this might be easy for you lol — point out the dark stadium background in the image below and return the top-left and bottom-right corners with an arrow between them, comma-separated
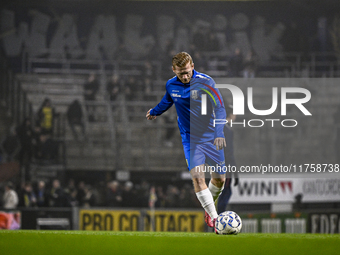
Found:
0,0 -> 339,234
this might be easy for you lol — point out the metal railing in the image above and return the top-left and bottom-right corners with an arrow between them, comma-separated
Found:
12,48 -> 340,80
23,52 -> 162,80
203,51 -> 340,77
0,51 -> 33,126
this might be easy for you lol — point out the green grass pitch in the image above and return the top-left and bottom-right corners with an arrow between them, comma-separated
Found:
1,230 -> 339,255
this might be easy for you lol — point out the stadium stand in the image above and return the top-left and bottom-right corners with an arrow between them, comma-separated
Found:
1,50 -> 340,177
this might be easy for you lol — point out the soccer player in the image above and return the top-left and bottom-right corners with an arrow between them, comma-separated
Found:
146,52 -> 227,230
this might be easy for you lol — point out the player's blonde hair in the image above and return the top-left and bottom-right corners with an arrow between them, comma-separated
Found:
172,52 -> 193,68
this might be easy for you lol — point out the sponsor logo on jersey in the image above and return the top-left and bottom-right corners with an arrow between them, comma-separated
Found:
171,93 -> 182,98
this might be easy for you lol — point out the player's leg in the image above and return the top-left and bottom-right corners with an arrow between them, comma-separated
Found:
204,143 -> 226,202
190,164 -> 219,223
217,177 -> 232,214
183,142 -> 219,225
210,171 -> 226,202
190,164 -> 207,192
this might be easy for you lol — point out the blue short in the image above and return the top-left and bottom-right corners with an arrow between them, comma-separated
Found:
182,141 -> 226,173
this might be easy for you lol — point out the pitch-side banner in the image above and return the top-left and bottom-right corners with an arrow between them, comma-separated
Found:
80,210 -> 141,231
0,211 -> 21,230
144,210 -> 204,232
229,176 -> 340,203
79,209 -> 204,232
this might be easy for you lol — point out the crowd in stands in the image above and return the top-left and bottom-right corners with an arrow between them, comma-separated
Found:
0,98 -> 61,168
0,25 -> 285,210
0,34 -> 262,162
103,39 -> 260,82
105,62 -> 157,104
0,41 -> 257,206
75,40 -> 259,130
1,178 -> 200,209
161,36 -> 259,78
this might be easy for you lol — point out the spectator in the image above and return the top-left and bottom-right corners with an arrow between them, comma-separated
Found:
2,182 -> 19,209
243,50 -> 258,78
135,180 -> 149,207
48,179 -> 67,207
163,38 -> 174,59
35,181 -> 48,207
0,126 -> 20,163
76,181 -> 86,207
121,181 -> 135,207
82,185 -> 96,208
161,40 -> 175,79
35,133 -> 59,163
64,179 -> 78,207
65,179 -> 77,194
83,72 -> 100,122
106,180 -> 122,207
155,186 -> 166,208
67,188 -> 78,207
93,181 -> 106,207
16,118 -> 34,166
142,61 -> 154,100
31,126 -> 42,160
124,77 -> 138,101
206,32 -> 220,51
280,22 -> 301,52
179,184 -> 196,208
164,185 -> 179,208
37,98 -> 56,135
143,60 -> 154,81
228,48 -> 244,77
84,73 -> 100,101
192,29 -> 207,52
106,74 -> 120,102
142,78 -> 152,101
67,100 -> 85,141
19,182 -> 37,207
193,51 -> 206,72
148,185 -> 157,208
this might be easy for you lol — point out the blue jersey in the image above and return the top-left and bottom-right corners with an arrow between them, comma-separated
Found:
150,69 -> 226,144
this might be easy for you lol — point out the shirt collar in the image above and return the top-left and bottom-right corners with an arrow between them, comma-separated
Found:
192,69 -> 197,78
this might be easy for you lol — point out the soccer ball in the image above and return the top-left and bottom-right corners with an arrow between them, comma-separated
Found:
215,211 -> 242,235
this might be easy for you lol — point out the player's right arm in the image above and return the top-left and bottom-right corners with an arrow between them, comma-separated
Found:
146,109 -> 157,120
146,87 -> 174,120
